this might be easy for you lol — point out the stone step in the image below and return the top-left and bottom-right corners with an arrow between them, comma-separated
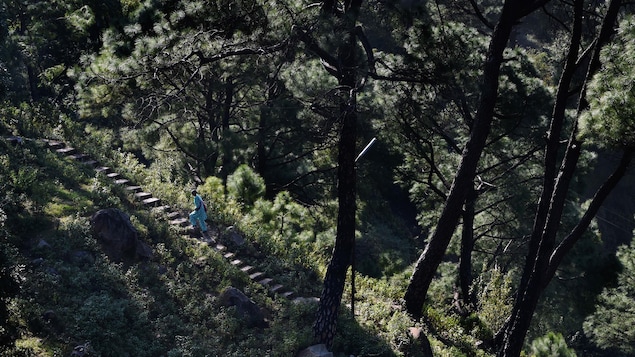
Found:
114,178 -> 130,185
249,271 -> 264,280
46,140 -> 65,149
270,284 -> 284,293
153,205 -> 171,212
240,265 -> 254,273
166,211 -> 181,219
83,160 -> 98,167
142,197 -> 161,206
292,297 -> 320,304
230,259 -> 242,266
106,172 -> 121,179
95,166 -> 111,174
258,278 -> 273,286
281,291 -> 295,299
223,252 -> 235,259
56,147 -> 76,155
126,185 -> 142,193
215,244 -> 226,251
7,137 -> 24,146
169,217 -> 189,226
134,192 -> 152,200
68,153 -> 89,161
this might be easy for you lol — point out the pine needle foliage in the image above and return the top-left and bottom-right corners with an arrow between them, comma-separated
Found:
580,15 -> 635,149
583,243 -> 635,354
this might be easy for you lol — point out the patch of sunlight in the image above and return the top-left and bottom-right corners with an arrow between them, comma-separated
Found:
44,201 -> 75,217
44,184 -> 95,218
15,337 -> 47,355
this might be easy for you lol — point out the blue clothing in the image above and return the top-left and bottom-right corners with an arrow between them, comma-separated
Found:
189,194 -> 207,232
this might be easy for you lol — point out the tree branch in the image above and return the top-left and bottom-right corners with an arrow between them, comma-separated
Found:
191,40 -> 289,65
545,148 -> 634,284
468,0 -> 495,29
295,26 -> 340,73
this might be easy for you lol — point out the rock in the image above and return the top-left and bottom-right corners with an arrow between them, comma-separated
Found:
40,309 -> 63,333
69,250 -> 95,266
91,208 -> 153,262
218,286 -> 266,328
42,310 -> 56,322
157,264 -> 168,275
45,267 -> 59,277
296,344 -> 333,357
225,226 -> 245,246
70,342 -> 91,357
37,239 -> 51,249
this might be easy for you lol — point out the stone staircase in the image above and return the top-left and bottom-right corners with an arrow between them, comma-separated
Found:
7,136 -> 316,304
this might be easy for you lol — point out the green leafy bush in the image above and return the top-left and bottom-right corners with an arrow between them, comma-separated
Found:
528,332 -> 576,357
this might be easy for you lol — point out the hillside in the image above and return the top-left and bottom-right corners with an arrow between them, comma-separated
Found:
4,1 -> 635,356
1,135 -> 432,357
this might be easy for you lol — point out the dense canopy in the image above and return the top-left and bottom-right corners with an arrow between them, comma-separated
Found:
2,0 -> 635,356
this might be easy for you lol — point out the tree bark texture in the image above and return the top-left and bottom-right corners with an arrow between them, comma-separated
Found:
313,0 -> 362,348
313,95 -> 357,348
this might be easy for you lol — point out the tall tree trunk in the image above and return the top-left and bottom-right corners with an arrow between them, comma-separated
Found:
498,1 -> 622,355
459,185 -> 477,309
313,0 -> 362,348
220,77 -> 234,186
404,0 -> 526,318
201,78 -> 221,177
313,99 -> 357,347
256,104 -> 270,194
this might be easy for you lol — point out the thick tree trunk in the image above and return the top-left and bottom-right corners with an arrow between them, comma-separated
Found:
404,0 -> 521,318
313,0 -> 362,348
314,93 -> 357,348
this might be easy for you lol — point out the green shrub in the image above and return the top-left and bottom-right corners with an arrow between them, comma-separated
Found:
475,265 -> 514,335
200,175 -> 241,224
528,332 -> 576,357
226,164 -> 265,210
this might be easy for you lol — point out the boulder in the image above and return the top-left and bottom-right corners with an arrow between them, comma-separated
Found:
225,226 -> 245,246
296,344 -> 333,357
70,342 -> 91,357
218,286 -> 266,328
91,208 -> 153,262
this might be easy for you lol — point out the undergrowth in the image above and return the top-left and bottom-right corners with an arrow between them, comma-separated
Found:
0,135 -> 432,356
